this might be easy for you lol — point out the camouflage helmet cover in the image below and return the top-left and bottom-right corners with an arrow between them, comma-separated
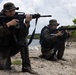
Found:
3,2 -> 19,11
49,19 -> 59,26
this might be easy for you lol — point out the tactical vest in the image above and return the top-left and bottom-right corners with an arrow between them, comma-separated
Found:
39,26 -> 56,48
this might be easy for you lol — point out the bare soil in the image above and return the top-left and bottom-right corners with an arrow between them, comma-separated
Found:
0,43 -> 76,75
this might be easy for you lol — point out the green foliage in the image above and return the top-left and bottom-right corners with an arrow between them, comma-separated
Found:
72,18 -> 76,25
71,30 -> 76,38
63,25 -> 76,38
62,25 -> 75,28
27,33 -> 40,39
12,60 -> 22,65
33,34 -> 40,39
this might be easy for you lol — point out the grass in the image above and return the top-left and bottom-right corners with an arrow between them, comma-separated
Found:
12,60 -> 22,65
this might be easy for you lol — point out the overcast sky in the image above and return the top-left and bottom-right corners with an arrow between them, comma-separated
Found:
0,0 -> 76,34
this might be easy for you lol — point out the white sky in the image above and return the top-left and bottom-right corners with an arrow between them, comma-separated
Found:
0,0 -> 76,34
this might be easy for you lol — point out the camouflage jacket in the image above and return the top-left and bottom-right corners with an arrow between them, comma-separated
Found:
40,26 -> 69,48
40,26 -> 57,48
0,12 -> 30,47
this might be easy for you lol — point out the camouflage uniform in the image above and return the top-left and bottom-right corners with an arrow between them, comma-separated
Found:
0,2 -> 31,71
40,19 -> 69,60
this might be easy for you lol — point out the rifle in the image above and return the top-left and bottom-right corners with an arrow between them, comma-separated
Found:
0,12 -> 52,46
0,12 -> 52,19
50,26 -> 76,36
51,26 -> 76,58
0,12 -> 52,28
57,26 -> 76,31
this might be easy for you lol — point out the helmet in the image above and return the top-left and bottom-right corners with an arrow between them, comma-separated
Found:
3,2 -> 19,11
49,19 -> 59,26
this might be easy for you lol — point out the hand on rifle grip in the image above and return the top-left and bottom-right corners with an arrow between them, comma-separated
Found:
6,19 -> 19,27
56,31 -> 63,37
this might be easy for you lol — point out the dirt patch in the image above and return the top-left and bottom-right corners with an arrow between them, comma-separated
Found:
0,45 -> 76,75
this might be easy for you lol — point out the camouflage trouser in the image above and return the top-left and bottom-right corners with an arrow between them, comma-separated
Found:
0,38 -> 31,70
41,39 -> 66,60
0,47 -> 12,70
40,47 -> 55,60
56,41 -> 65,59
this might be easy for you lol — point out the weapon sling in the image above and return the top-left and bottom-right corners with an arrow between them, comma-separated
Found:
12,17 -> 38,47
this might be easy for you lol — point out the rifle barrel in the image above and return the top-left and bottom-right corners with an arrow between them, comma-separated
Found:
57,27 -> 76,31
40,15 -> 52,17
65,27 -> 76,30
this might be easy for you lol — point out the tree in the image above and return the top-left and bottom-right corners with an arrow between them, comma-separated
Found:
72,18 -> 76,26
